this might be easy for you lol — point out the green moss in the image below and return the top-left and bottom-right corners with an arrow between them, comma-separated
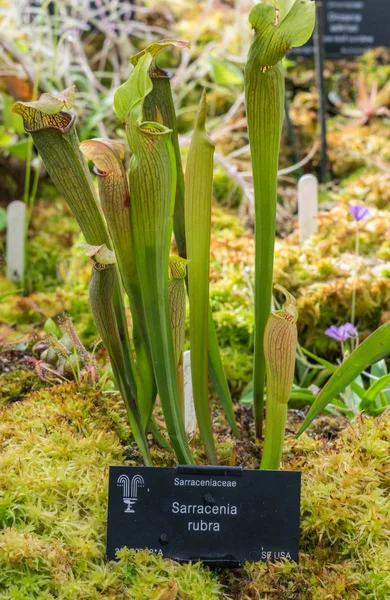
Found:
0,370 -> 44,405
0,382 -> 389,598
211,207 -> 245,236
226,417 -> 390,599
213,171 -> 243,208
116,549 -> 221,599
0,383 -> 221,599
218,346 -> 253,398
24,198 -> 80,293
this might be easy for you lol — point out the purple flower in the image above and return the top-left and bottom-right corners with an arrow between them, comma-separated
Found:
348,204 -> 372,222
325,323 -> 358,342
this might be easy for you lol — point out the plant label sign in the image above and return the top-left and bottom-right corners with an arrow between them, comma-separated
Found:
106,465 -> 301,565
6,200 -> 25,282
291,0 -> 390,58
298,174 -> 319,243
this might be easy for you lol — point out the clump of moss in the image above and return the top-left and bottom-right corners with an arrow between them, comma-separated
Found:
299,417 -> 390,594
1,380 -> 389,598
0,285 -> 96,346
327,121 -> 390,178
213,170 -> 243,208
115,549 -> 221,599
339,170 -> 390,210
232,556 -> 362,599
0,382 -> 221,599
224,415 -> 390,599
0,369 -> 44,405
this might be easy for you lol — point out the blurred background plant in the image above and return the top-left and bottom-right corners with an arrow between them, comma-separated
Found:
1,0 -> 389,213
31,316 -> 101,387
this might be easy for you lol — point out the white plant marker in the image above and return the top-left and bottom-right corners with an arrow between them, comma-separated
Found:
298,174 -> 318,243
6,201 -> 26,281
183,350 -> 197,436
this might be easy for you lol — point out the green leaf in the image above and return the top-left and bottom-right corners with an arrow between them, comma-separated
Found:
245,18 -> 285,438
240,381 -> 316,410
240,380 -> 254,407
80,137 -> 156,428
136,42 -> 236,433
277,0 -> 295,22
114,53 -> 153,124
288,390 -> 315,410
123,55 -> 192,463
13,88 -> 139,448
245,0 -> 315,439
207,56 -> 244,86
168,256 -> 188,365
130,40 -> 190,68
371,360 -> 390,405
11,106 -> 107,245
299,346 -> 366,400
80,243 -> 116,265
44,318 -> 62,338
360,374 -> 390,410
261,285 -> 298,470
371,359 -> 388,378
169,255 -> 189,279
278,0 -> 316,47
248,1 -> 315,68
133,42 -> 187,259
4,137 -> 30,160
89,263 -> 151,465
185,90 -> 217,464
297,322 -> 390,435
12,86 -> 75,115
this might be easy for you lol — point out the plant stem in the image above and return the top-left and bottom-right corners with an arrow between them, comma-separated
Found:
245,63 -> 285,438
244,0 -> 316,437
351,222 -> 359,325
260,401 -> 288,470
185,90 -> 217,464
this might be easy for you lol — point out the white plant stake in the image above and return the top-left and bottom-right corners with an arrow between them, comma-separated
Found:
6,201 -> 26,281
183,350 -> 197,436
298,174 -> 318,243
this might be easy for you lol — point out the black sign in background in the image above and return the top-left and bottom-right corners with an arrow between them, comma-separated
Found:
290,0 -> 390,58
107,466 -> 301,565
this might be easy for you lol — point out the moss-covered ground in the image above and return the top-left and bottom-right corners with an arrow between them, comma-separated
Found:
0,371 -> 389,599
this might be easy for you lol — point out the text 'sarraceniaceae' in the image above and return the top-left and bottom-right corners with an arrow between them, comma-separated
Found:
244,0 -> 315,438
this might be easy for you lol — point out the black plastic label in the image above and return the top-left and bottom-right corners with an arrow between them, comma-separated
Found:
291,0 -> 390,58
106,466 -> 301,565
